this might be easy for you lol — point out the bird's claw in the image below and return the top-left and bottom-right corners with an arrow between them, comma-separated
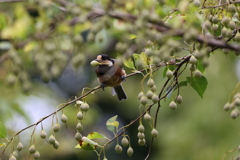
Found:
121,75 -> 126,82
101,84 -> 106,91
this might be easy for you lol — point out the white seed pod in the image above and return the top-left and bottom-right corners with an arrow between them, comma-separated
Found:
144,112 -> 151,122
48,135 -> 56,145
53,140 -> 59,149
137,132 -> 145,139
53,123 -> 60,132
75,132 -> 83,141
146,90 -> 154,99
127,147 -> 134,157
223,102 -> 231,111
152,94 -> 159,103
81,103 -> 89,112
138,91 -> 144,100
147,78 -> 155,88
151,128 -> 158,137
61,114 -> 68,123
189,55 -> 197,64
138,139 -> 146,146
176,95 -> 183,104
169,101 -> 177,110
140,96 -> 148,106
194,70 -> 202,78
115,144 -> 123,153
230,108 -> 239,119
121,137 -> 129,147
29,145 -> 36,154
9,155 -> 16,160
77,111 -> 84,120
76,122 -> 83,132
16,142 -> 23,151
33,151 -> 40,160
40,130 -> 47,139
138,124 -> 145,133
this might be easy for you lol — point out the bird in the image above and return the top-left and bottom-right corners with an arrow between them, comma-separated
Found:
90,54 -> 127,101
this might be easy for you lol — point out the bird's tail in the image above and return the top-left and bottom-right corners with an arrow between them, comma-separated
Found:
112,85 -> 127,101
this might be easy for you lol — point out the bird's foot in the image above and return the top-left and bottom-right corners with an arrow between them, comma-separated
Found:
121,75 -> 126,82
101,84 -> 107,91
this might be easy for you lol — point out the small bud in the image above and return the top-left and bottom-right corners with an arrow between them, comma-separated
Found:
16,142 -> 23,151
151,128 -> 158,137
230,109 -> 239,119
75,132 -> 83,141
121,137 -> 129,147
48,135 -> 56,145
223,102 -> 231,111
144,112 -> 151,122
150,85 -> 157,92
9,155 -> 16,160
40,130 -> 47,139
152,94 -> 159,103
176,95 -> 183,104
53,140 -> 59,149
77,111 -> 84,120
166,70 -> 173,79
33,151 -> 40,159
138,139 -> 146,146
29,145 -> 36,154
127,147 -> 134,157
146,90 -> 153,99
169,101 -> 177,110
189,64 -> 196,71
194,70 -> 202,78
147,78 -> 155,88
138,91 -> 144,100
76,122 -> 83,132
53,123 -> 60,132
137,132 -> 145,139
81,103 -> 89,112
115,144 -> 123,153
234,98 -> 240,106
140,96 -> 148,105
189,56 -> 197,64
61,114 -> 68,123
138,124 -> 145,133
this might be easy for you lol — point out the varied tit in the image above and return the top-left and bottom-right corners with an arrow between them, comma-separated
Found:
90,54 -> 127,101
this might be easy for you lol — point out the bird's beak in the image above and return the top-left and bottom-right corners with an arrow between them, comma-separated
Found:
90,60 -> 101,67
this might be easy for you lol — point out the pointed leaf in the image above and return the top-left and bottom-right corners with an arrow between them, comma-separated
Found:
187,76 -> 208,98
123,58 -> 135,70
87,132 -> 108,139
0,143 -> 5,147
0,122 -> 7,138
106,115 -> 119,133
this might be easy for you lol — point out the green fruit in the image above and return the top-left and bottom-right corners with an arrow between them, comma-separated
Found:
138,139 -> 146,146
29,145 -> 36,154
144,112 -> 151,122
53,123 -> 60,132
152,94 -> 159,103
151,128 -> 158,137
176,95 -> 183,104
75,132 -> 83,141
9,155 -> 16,160
138,91 -> 144,100
194,70 -> 202,78
193,0 -> 201,7
40,130 -> 47,139
81,103 -> 89,112
137,132 -> 145,139
121,137 -> 129,147
146,90 -> 153,99
140,96 -> 148,105
33,151 -> 40,159
151,85 -> 157,93
222,17 -> 230,26
229,21 -> 236,30
76,122 -> 83,131
189,55 -> 197,64
48,135 -> 56,145
234,98 -> 240,106
145,48 -> 153,56
212,16 -> 219,24
138,124 -> 145,132
147,78 -> 155,88
127,147 -> 134,157
169,101 -> 177,110
234,32 -> 240,42
17,142 -> 23,151
53,140 -> 59,149
231,109 -> 239,119
226,29 -> 233,38
61,114 -> 68,123
77,111 -> 84,120
189,64 -> 196,71
223,102 -> 231,111
166,70 -> 173,79
115,144 -> 122,153
228,4 -> 236,13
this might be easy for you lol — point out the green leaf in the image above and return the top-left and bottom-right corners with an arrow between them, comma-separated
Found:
187,76 -> 208,98
106,115 -> 119,133
87,132 -> 108,139
123,58 -> 135,70
0,122 -> 7,138
174,81 -> 188,91
197,60 -> 205,73
75,137 -> 99,150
